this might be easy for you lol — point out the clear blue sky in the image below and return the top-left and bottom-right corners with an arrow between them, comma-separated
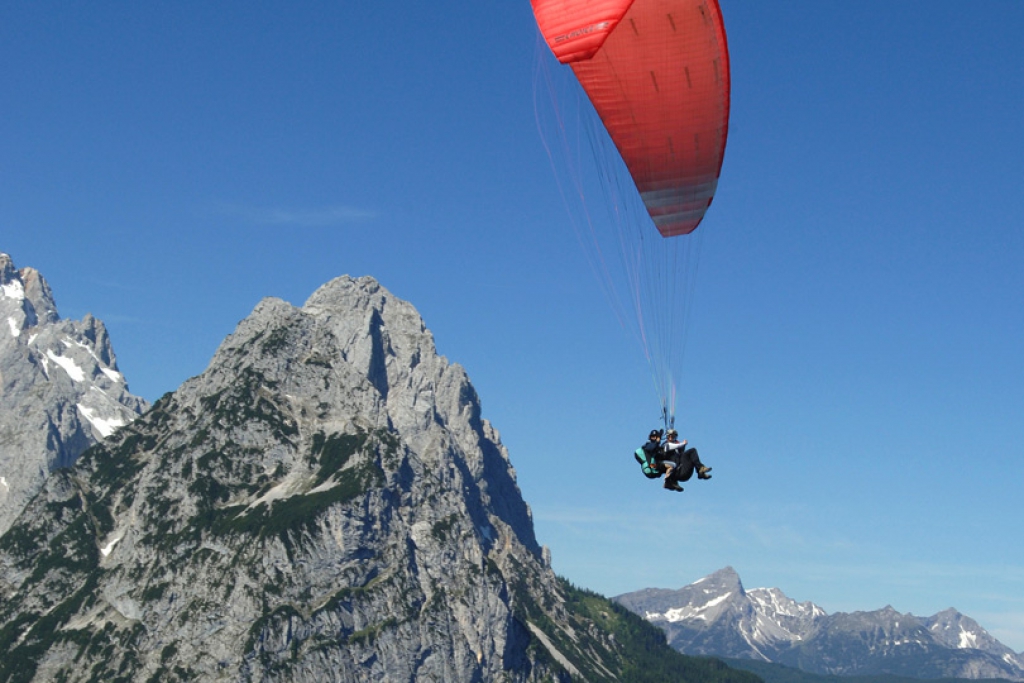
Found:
4,1 -> 1024,651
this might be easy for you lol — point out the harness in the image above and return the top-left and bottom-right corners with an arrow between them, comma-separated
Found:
634,447 -> 662,479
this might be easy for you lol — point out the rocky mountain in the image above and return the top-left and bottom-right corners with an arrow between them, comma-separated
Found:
0,275 -> 759,683
0,252 -> 148,535
615,567 -> 1024,681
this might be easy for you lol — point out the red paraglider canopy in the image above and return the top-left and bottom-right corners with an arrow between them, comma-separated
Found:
532,0 -> 730,237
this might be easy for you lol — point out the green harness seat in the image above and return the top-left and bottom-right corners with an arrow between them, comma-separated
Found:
634,448 -> 662,479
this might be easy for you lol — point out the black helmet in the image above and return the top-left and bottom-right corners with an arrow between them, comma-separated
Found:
649,429 -> 661,440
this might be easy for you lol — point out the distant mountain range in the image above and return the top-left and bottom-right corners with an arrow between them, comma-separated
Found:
615,567 -> 1024,681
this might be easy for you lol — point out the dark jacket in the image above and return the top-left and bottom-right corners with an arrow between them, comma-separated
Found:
641,440 -> 662,462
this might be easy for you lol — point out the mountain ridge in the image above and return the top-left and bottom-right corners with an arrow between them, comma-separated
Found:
615,567 -> 1024,681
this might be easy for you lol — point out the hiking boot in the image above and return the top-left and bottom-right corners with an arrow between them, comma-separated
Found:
697,466 -> 712,480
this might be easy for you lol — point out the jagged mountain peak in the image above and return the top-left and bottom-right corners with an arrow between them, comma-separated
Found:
746,586 -> 826,621
0,251 -> 148,535
697,565 -> 744,590
187,276 -> 533,542
924,608 -> 1019,658
0,251 -> 58,327
1,274 -> 544,680
614,566 -> 751,632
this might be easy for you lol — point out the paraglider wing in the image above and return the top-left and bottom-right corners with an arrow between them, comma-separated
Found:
532,0 -> 730,237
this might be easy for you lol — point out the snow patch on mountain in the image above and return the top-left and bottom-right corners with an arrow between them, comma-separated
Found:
660,592 -> 733,622
1,279 -> 25,300
77,403 -> 128,438
101,367 -> 124,382
47,349 -> 86,381
100,532 -> 124,557
960,628 -> 979,649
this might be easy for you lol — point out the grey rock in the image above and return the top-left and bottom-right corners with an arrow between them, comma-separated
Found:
0,252 -> 148,534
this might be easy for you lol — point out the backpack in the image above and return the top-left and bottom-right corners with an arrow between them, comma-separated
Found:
634,448 -> 662,479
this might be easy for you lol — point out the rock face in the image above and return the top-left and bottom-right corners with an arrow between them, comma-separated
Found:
0,252 -> 148,535
0,275 -> 756,683
616,567 -> 1024,680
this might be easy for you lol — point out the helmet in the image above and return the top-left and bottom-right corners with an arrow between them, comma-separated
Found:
649,429 -> 661,440
667,429 -> 678,439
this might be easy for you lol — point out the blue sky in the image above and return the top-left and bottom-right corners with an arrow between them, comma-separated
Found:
4,1 -> 1024,651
